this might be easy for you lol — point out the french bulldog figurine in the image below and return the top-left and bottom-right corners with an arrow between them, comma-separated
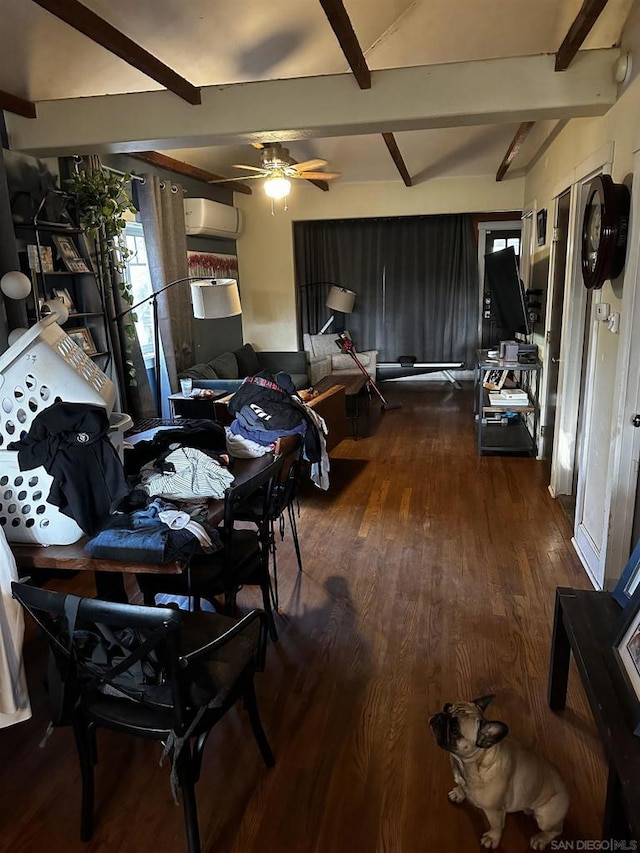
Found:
429,695 -> 569,850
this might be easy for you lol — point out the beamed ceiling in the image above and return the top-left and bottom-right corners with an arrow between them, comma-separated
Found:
0,0 -> 635,189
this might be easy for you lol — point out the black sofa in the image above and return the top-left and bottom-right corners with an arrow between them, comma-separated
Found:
179,342 -> 309,392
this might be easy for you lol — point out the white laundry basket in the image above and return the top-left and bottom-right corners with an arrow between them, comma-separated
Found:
0,316 -> 115,450
0,412 -> 132,545
0,318 -> 126,545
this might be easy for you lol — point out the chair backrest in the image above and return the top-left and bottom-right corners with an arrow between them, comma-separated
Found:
12,581 -> 189,729
222,454 -> 285,534
270,441 -> 304,519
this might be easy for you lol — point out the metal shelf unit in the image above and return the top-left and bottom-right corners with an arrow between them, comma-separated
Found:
14,190 -> 113,369
475,349 -> 542,456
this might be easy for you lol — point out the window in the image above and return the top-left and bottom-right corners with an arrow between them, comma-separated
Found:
123,222 -> 154,365
489,235 -> 521,254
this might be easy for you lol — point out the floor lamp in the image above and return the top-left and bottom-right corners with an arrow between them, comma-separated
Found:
117,277 -> 241,415
319,285 -> 356,334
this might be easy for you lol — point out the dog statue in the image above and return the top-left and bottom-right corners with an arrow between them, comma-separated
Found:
429,695 -> 569,850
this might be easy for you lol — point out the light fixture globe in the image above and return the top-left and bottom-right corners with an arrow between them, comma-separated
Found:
8,327 -> 29,346
0,270 -> 32,300
41,297 -> 69,325
264,176 -> 291,199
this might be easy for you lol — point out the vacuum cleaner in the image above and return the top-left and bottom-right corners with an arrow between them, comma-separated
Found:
335,332 -> 401,411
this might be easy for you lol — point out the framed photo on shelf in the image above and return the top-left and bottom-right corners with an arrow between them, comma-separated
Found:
52,235 -> 91,274
52,287 -> 75,313
612,539 -> 640,609
609,585 -> 640,737
483,369 -> 509,391
26,244 -> 54,272
66,327 -> 97,356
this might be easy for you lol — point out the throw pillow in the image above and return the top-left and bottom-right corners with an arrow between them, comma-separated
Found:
234,343 -> 261,377
179,363 -> 219,380
208,351 -> 239,379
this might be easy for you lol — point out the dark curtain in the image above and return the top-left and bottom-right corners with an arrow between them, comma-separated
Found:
294,215 -> 478,366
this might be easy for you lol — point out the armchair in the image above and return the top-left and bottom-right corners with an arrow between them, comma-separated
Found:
303,332 -> 378,385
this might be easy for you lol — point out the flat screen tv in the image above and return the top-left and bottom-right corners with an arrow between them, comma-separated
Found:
484,246 -> 530,340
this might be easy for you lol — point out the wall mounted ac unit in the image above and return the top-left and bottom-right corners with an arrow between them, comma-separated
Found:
184,198 -> 243,240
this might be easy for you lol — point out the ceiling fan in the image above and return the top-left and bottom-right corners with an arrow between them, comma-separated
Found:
210,143 -> 340,198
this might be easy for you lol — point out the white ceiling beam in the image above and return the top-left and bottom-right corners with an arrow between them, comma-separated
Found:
6,50 -> 618,157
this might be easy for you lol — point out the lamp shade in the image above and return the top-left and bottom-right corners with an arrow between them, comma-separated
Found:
190,278 -> 242,320
326,285 -> 356,314
1,270 -> 32,300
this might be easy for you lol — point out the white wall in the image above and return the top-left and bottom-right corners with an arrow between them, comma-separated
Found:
523,1 -> 640,580
235,174 -> 525,350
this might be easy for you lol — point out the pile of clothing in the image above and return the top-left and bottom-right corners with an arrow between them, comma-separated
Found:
85,418 -> 233,563
85,493 -> 222,564
226,371 -> 330,489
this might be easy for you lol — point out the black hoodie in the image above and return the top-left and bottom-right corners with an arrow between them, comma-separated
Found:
9,402 -> 128,535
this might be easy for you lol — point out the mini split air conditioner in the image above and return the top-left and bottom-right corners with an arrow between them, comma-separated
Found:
183,198 -> 243,240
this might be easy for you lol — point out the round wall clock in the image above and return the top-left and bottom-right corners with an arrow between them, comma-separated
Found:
581,174 -> 630,289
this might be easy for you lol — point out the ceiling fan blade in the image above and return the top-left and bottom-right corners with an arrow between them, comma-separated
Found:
207,174 -> 265,183
298,171 -> 341,180
232,164 -> 266,173
290,158 -> 328,172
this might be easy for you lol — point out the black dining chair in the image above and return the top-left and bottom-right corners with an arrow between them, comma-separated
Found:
12,580 -> 274,853
234,438 -> 305,611
136,454 -> 285,640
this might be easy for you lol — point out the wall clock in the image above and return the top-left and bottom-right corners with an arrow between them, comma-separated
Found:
581,174 -> 630,289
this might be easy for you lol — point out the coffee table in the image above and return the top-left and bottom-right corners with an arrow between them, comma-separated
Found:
313,373 -> 370,438
167,391 -> 230,421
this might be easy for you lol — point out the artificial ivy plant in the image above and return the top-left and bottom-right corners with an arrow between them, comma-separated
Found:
64,167 -> 136,245
64,167 -> 138,383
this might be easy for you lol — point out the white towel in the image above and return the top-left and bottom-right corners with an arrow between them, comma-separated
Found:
0,528 -> 31,728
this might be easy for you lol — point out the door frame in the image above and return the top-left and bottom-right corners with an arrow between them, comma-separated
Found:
476,220 -> 523,347
549,145 -> 614,499
538,190 -> 570,461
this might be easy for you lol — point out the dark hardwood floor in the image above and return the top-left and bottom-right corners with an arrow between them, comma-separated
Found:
0,381 -> 605,852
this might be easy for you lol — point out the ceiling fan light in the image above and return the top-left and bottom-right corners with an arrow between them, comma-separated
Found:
264,176 -> 291,199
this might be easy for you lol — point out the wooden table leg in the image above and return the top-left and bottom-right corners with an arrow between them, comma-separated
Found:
603,765 -> 632,841
548,589 -> 571,711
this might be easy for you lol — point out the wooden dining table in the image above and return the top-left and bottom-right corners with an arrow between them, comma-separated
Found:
11,453 -> 278,577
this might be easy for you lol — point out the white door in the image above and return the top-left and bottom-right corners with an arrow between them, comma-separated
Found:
573,287 -> 613,588
599,148 -> 640,589
573,150 -> 640,588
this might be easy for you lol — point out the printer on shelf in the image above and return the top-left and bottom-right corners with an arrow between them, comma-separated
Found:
499,340 -> 519,361
498,340 -> 539,363
517,344 -> 538,364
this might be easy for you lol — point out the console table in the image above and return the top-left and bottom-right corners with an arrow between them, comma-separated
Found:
548,587 -> 640,841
